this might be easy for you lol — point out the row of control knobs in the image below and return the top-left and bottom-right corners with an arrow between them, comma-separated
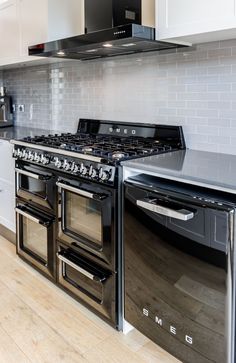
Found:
53,157 -> 111,181
13,148 -> 112,181
13,148 -> 50,164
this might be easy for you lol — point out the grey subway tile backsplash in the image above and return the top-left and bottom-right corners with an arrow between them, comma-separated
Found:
2,39 -> 236,154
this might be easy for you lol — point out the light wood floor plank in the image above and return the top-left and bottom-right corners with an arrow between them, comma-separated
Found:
0,324 -> 31,363
0,236 -> 182,363
0,281 -> 86,363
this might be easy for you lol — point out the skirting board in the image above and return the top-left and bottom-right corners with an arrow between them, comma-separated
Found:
0,224 -> 16,244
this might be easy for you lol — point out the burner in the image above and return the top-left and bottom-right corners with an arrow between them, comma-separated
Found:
82,146 -> 94,153
111,152 -> 129,160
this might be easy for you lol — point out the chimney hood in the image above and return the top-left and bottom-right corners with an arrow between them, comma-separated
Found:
28,24 -> 188,61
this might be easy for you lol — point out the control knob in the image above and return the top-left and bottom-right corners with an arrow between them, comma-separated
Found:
23,150 -> 30,160
99,168 -> 111,181
73,164 -> 80,173
63,159 -> 72,171
41,155 -> 50,165
21,150 -> 27,159
34,152 -> 41,163
80,163 -> 88,176
12,149 -> 18,158
28,151 -> 34,161
17,148 -> 23,158
54,157 -> 63,169
89,166 -> 98,178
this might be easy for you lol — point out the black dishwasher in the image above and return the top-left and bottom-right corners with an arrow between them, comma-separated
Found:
124,174 -> 235,363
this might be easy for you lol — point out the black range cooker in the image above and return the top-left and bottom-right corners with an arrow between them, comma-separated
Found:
11,118 -> 185,329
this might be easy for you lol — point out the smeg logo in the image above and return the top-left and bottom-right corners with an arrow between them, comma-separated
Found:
143,308 -> 193,346
113,30 -> 126,35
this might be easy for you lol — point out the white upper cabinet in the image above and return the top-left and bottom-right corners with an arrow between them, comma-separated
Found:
0,0 -> 84,67
156,0 -> 236,44
0,1 -> 20,61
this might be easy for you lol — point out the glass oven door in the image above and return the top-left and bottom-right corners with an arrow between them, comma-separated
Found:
57,245 -> 116,326
15,164 -> 55,210
57,180 -> 115,266
16,203 -> 55,279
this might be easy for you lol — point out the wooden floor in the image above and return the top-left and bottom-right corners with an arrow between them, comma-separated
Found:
0,236 -> 181,363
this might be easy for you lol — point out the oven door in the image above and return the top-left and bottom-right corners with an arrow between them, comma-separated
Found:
57,180 -> 115,266
16,203 -> 55,279
15,163 -> 55,210
57,245 -> 116,326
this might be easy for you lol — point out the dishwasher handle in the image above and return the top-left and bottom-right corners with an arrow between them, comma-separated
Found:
136,199 -> 194,221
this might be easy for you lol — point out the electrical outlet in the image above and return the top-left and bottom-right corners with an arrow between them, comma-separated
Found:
18,104 -> 25,112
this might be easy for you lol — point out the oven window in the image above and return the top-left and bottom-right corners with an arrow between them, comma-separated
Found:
22,216 -> 48,261
19,174 -> 46,198
63,263 -> 102,301
65,192 -> 102,247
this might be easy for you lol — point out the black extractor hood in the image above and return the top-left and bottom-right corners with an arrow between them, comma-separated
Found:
28,24 -> 188,61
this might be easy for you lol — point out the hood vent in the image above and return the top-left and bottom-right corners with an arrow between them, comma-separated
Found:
28,24 -> 187,61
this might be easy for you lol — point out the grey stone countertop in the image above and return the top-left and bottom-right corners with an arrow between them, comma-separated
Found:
121,149 -> 236,194
0,126 -> 57,141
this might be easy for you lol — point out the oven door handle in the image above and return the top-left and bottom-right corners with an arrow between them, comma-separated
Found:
15,168 -> 52,181
56,182 -> 106,200
136,200 -> 194,221
57,253 -> 105,282
15,207 -> 52,227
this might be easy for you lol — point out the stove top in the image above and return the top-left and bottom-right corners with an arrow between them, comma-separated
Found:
21,133 -> 174,163
11,119 -> 185,185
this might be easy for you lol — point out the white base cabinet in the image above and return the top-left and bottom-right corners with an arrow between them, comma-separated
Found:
0,140 -> 15,232
0,0 -> 84,67
156,0 -> 236,44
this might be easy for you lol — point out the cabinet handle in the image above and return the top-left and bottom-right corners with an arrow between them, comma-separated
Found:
136,200 -> 194,221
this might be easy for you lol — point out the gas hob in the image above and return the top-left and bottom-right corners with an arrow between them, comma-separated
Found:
11,119 -> 186,186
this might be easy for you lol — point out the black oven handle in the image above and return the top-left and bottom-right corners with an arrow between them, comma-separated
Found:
56,182 -> 107,200
15,207 -> 52,227
136,199 -> 195,221
57,253 -> 105,282
15,168 -> 52,181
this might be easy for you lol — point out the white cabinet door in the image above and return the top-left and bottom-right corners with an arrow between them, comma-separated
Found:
0,0 -> 20,61
157,0 -> 236,43
0,182 -> 15,232
0,140 -> 15,232
19,0 -> 48,57
0,0 -> 84,67
0,140 -> 14,185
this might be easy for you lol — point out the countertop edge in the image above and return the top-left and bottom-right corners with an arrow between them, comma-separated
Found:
123,165 -> 236,195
